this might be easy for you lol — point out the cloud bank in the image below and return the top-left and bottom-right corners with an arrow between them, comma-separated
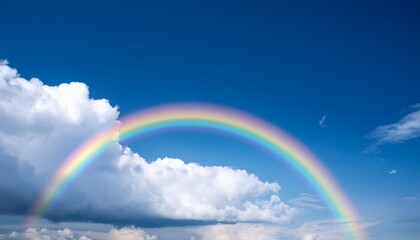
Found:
0,227 -> 156,240
190,220 -> 380,240
0,61 -> 298,226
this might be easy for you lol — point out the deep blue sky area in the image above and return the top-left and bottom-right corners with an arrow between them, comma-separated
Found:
1,1 -> 420,239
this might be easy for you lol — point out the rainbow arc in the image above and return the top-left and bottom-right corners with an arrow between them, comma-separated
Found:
28,103 -> 366,240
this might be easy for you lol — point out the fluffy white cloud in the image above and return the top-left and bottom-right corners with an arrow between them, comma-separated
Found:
0,62 -> 298,225
0,227 -> 155,240
0,61 -> 119,174
0,61 -> 119,215
115,153 -> 295,222
389,169 -> 397,175
55,150 -> 298,224
367,104 -> 420,144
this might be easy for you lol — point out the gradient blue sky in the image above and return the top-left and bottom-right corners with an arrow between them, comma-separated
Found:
1,1 -> 419,239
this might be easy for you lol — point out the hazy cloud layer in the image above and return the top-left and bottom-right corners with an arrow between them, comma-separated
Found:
0,62 -> 298,225
190,220 -> 380,240
367,104 -> 420,144
191,223 -> 279,240
302,234 -> 321,240
0,220 -> 380,240
0,227 -> 156,240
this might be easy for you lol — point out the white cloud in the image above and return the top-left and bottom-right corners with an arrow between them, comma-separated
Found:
0,220 -> 380,240
190,220 -> 380,240
0,62 -> 298,225
302,234 -> 321,240
0,228 -> 88,240
0,61 -> 119,174
0,227 -> 156,240
63,151 -> 299,223
287,219 -> 380,240
290,193 -> 325,211
319,115 -> 327,128
389,169 -> 397,175
367,104 -> 420,144
402,196 -> 418,203
191,223 -> 279,240
108,227 -> 157,240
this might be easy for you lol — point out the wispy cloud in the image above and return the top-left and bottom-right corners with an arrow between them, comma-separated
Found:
402,196 -> 418,203
290,193 -> 325,211
366,104 -> 420,145
396,216 -> 420,224
319,115 -> 327,128
389,169 -> 397,175
0,59 -> 9,65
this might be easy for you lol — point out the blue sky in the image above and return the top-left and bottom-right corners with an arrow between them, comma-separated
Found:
0,1 -> 419,239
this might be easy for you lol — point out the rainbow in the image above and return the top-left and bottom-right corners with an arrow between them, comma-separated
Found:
28,103 -> 366,239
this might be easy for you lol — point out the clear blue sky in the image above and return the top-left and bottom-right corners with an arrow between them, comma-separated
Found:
0,1 -> 419,239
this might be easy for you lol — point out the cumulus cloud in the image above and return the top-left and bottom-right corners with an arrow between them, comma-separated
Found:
0,62 -> 298,226
318,115 -> 327,128
366,104 -> 420,144
0,227 -> 156,240
54,151 -> 298,225
389,169 -> 397,175
0,60 -> 119,174
0,61 -> 119,215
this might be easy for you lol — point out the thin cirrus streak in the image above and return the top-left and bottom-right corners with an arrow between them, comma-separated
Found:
28,103 -> 366,240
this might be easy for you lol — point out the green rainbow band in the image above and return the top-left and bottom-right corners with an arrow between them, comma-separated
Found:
28,103 -> 366,239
